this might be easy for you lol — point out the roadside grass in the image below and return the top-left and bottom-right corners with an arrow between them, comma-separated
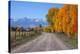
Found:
55,32 -> 78,49
10,31 -> 41,49
69,36 -> 78,48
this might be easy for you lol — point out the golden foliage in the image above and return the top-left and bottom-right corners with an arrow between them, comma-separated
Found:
47,4 -> 78,37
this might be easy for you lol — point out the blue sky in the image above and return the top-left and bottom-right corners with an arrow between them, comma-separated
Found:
10,1 -> 63,21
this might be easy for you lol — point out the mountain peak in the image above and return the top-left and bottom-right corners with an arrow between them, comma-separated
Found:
11,17 -> 48,28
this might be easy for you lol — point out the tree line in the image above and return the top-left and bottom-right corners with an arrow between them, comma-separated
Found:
46,4 -> 78,38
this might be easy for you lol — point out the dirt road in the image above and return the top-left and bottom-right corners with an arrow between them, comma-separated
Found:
11,32 -> 70,53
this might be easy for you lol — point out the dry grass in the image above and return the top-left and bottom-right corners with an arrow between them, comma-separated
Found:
10,31 -> 41,48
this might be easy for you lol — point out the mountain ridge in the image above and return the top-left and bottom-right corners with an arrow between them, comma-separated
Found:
10,17 -> 48,28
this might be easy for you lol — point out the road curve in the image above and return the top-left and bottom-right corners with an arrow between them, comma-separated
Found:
11,32 -> 70,53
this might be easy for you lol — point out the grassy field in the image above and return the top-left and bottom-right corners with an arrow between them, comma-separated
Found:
10,31 -> 41,48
